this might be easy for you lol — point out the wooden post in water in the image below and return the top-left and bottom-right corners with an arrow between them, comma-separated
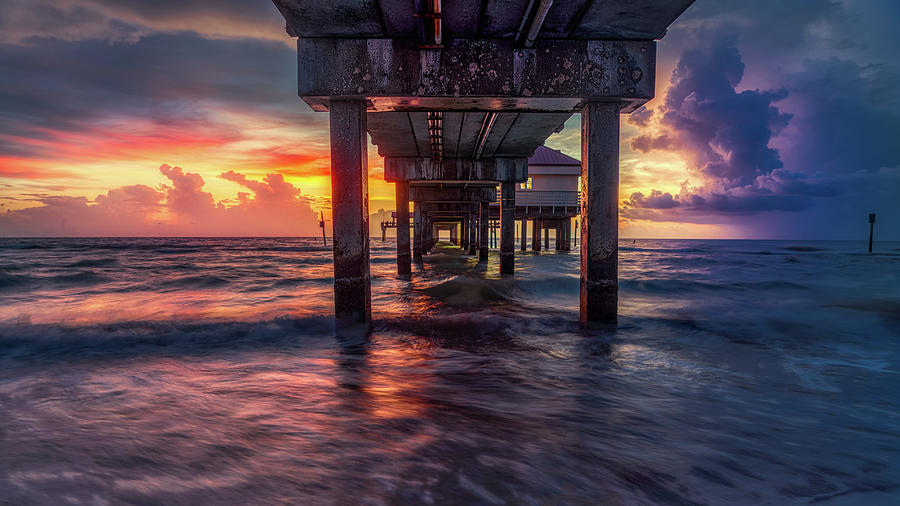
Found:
868,213 -> 876,253
319,211 -> 327,246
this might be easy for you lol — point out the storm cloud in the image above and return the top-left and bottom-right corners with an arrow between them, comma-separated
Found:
618,0 -> 900,237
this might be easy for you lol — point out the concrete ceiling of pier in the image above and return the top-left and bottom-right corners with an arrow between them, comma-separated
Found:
273,0 -> 694,41
273,0 -> 694,161
368,111 -> 570,158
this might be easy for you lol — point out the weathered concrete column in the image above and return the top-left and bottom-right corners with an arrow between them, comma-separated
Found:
554,221 -> 560,250
532,218 -> 542,252
413,202 -> 423,261
328,99 -> 370,327
500,182 -> 515,274
395,181 -> 411,274
520,218 -> 527,251
469,212 -> 478,255
461,217 -> 468,249
479,201 -> 489,261
544,226 -> 550,250
450,224 -> 458,245
581,101 -> 620,325
563,217 -> 571,251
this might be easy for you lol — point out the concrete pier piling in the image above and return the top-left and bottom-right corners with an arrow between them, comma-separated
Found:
533,219 -> 542,252
500,182 -> 515,274
395,181 -> 411,274
328,99 -> 371,328
469,211 -> 478,256
413,202 -> 423,261
479,201 -> 489,261
520,218 -> 527,251
580,101 -> 621,326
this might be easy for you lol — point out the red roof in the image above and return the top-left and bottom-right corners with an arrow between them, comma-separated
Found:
528,145 -> 580,166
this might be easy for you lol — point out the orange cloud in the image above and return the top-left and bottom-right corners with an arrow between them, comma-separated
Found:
0,165 -> 322,237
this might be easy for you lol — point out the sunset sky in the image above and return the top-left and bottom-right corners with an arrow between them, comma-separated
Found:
1,0 -> 898,239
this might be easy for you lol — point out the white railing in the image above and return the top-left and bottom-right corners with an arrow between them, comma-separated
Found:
516,189 -> 579,207
493,189 -> 580,207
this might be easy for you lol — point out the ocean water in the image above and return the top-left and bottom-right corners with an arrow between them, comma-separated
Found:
0,237 -> 898,505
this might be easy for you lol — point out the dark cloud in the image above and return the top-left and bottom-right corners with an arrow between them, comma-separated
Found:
622,0 -> 900,237
625,190 -> 680,210
0,33 -> 325,163
1,0 -> 288,45
631,37 -> 793,187
778,58 -> 900,178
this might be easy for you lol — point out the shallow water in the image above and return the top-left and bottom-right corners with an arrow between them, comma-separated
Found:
1,237 -> 899,504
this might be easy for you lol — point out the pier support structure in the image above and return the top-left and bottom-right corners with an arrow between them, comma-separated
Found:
580,101 -> 620,326
500,182 -> 515,274
469,211 -> 478,256
395,181 -> 411,274
413,202 -> 423,261
479,201 -> 489,261
272,0 -> 695,328
328,99 -> 371,328
520,218 -> 527,251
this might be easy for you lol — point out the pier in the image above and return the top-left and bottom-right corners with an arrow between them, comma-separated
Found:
271,0 -> 695,329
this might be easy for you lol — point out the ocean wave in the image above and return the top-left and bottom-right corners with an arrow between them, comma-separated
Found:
159,274 -> 231,289
619,246 -> 708,254
0,270 -> 33,290
378,310 -> 578,350
621,278 -> 809,294
0,315 -> 335,360
50,270 -> 111,287
420,276 -> 516,307
782,245 -> 829,252
64,257 -> 120,268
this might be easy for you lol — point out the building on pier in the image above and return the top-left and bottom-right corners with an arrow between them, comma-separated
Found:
488,146 -> 581,251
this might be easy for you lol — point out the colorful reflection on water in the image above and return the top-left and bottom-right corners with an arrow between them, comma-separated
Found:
1,237 -> 899,504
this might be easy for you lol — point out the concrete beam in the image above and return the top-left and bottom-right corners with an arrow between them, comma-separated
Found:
298,38 -> 655,113
419,202 -> 481,213
385,157 -> 527,183
409,186 -> 496,203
